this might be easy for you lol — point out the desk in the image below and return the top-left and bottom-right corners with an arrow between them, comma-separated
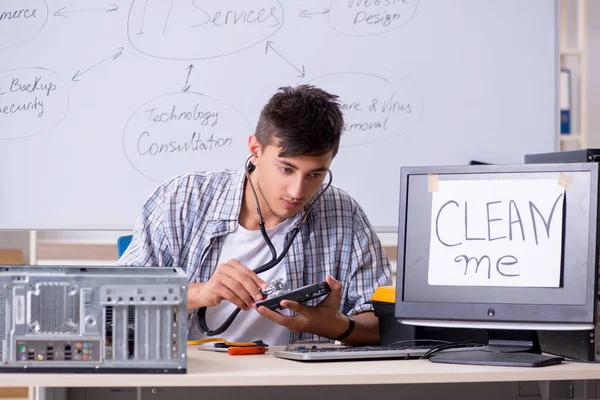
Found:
2,348 -> 600,400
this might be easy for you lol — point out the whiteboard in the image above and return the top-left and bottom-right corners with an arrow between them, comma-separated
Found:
0,0 -> 558,231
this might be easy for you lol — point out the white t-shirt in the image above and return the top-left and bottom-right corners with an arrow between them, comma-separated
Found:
191,218 -> 295,345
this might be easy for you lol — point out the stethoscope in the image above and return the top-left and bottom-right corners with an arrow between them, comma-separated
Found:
195,154 -> 333,336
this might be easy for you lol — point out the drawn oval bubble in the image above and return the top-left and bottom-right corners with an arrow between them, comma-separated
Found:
0,0 -> 49,49
310,72 -> 423,147
0,67 -> 69,140
328,0 -> 419,36
123,92 -> 252,182
128,0 -> 284,60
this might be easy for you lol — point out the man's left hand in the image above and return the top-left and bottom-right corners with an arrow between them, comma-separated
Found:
255,274 -> 350,340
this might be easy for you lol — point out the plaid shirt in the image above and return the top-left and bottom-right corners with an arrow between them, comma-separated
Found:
118,169 -> 392,342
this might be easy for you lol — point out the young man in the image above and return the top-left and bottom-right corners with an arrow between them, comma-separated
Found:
118,85 -> 391,346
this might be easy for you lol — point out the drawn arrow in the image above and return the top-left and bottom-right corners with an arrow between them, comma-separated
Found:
72,47 -> 124,82
137,0 -> 149,35
265,41 -> 305,78
299,9 -> 329,18
182,65 -> 194,92
54,4 -> 118,18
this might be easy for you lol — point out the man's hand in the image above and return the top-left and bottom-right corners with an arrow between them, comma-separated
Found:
256,275 -> 350,339
187,259 -> 268,311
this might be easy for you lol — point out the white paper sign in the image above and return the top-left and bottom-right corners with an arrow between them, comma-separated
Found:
428,178 -> 565,287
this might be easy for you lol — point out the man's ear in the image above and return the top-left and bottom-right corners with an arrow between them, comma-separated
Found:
248,135 -> 262,165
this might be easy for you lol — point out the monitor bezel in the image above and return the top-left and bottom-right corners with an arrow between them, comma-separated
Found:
395,162 -> 599,327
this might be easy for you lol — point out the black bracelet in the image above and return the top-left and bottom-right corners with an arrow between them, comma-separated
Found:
333,314 -> 355,341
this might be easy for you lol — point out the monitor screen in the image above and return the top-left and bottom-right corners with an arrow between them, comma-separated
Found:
395,163 -> 599,330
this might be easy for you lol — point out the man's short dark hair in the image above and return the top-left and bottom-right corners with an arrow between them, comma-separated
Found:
255,85 -> 344,158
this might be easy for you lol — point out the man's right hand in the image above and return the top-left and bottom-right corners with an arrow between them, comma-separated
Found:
187,259 -> 268,311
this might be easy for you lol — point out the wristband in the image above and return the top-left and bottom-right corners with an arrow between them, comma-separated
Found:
333,314 -> 355,341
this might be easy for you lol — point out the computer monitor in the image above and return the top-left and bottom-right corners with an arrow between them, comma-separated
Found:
394,162 -> 600,367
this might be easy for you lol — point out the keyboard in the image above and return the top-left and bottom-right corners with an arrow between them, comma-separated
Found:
274,343 -> 484,362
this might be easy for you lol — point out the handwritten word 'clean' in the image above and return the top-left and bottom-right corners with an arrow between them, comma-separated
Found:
435,194 -> 563,247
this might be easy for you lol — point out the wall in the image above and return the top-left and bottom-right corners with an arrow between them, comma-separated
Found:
0,231 -> 30,264
4,3 -> 595,264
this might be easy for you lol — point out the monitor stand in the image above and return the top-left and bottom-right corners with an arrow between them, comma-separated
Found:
429,329 -> 563,367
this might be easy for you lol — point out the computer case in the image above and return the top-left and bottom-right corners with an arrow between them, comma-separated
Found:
525,148 -> 600,164
525,149 -> 600,361
537,330 -> 597,362
0,266 -> 188,373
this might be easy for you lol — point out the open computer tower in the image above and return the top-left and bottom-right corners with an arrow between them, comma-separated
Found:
0,266 -> 188,373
